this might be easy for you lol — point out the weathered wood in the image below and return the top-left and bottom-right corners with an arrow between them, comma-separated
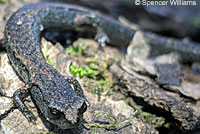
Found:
110,63 -> 200,131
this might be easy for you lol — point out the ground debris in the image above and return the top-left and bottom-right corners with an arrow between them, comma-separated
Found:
0,1 -> 200,133
0,38 -> 159,134
109,63 -> 200,131
126,31 -> 200,101
128,31 -> 200,62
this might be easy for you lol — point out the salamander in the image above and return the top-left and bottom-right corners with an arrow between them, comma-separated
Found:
3,1 -> 200,129
3,2 -> 134,129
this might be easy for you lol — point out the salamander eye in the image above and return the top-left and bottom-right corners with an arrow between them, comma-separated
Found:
50,108 -> 61,116
49,108 -> 63,119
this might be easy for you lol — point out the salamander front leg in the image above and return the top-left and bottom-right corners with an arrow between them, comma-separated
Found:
13,88 -> 36,123
66,76 -> 89,105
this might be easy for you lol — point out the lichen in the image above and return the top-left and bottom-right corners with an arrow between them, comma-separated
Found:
84,110 -> 117,129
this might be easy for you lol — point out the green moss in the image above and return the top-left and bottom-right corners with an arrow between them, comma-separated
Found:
90,132 -> 99,134
142,112 -> 165,127
91,53 -> 99,59
42,47 -> 55,68
164,123 -> 170,128
67,42 -> 113,101
0,0 -> 8,4
69,64 -> 110,101
69,65 -> 95,78
91,84 -> 103,101
115,56 -> 122,63
88,62 -> 100,70
40,132 -> 55,134
84,110 -> 140,130
125,97 -> 166,128
66,43 -> 87,55
45,55 -> 54,67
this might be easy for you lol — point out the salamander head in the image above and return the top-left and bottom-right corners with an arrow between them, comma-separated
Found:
32,68 -> 88,128
44,95 -> 87,129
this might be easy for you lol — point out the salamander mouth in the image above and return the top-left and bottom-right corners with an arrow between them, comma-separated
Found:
66,101 -> 87,127
74,101 -> 87,125
47,101 -> 87,129
48,115 -> 82,129
78,101 -> 87,115
58,115 -> 84,129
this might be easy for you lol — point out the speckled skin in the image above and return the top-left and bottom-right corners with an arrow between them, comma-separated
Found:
4,2 -> 134,129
